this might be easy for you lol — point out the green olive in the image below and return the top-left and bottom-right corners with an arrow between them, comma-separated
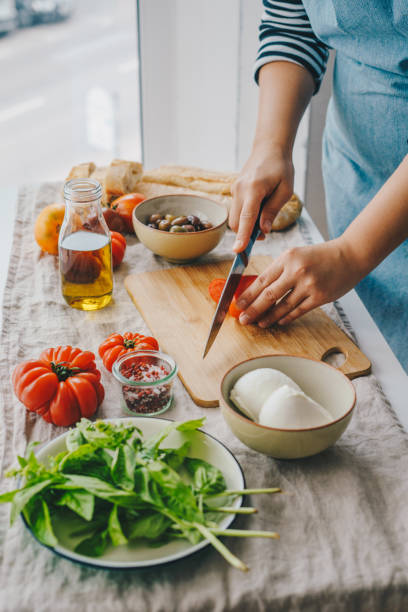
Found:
165,214 -> 176,222
158,219 -> 171,231
169,225 -> 187,233
171,216 -> 189,226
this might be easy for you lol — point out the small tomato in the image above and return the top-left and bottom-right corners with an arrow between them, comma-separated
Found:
103,208 -> 127,234
34,203 -> 65,255
111,193 -> 145,233
98,332 -> 159,372
111,231 -> 126,268
208,275 -> 258,319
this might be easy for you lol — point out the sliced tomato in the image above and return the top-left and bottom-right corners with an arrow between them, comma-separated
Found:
208,279 -> 226,303
208,275 -> 258,319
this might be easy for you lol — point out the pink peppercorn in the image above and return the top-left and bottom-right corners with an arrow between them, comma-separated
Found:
112,351 -> 177,416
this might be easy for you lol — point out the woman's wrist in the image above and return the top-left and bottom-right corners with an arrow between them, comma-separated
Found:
251,138 -> 293,162
334,233 -> 372,282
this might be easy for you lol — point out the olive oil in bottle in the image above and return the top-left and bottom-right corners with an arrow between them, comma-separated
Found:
60,231 -> 113,310
59,179 -> 113,311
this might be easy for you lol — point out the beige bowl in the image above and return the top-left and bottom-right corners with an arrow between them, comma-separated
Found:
220,354 -> 356,459
132,194 -> 228,263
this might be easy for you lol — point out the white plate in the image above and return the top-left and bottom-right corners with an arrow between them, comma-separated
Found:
24,417 -> 245,569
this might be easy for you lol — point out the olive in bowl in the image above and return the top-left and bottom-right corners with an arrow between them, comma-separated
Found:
132,194 -> 228,263
147,212 -> 213,234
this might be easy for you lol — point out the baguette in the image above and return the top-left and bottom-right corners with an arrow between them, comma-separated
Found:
142,165 -> 237,196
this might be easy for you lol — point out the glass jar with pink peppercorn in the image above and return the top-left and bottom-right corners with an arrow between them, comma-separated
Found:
112,350 -> 177,416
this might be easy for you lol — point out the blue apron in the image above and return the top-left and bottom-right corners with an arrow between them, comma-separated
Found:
303,0 -> 408,371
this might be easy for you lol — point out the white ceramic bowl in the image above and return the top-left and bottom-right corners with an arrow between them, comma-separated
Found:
28,417 -> 244,569
132,194 -> 228,263
220,354 -> 356,460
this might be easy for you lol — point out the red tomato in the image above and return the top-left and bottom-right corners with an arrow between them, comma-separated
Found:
111,231 -> 126,268
111,193 -> 145,234
208,275 -> 258,319
12,346 -> 104,427
228,275 -> 258,318
98,332 -> 159,372
208,278 -> 227,303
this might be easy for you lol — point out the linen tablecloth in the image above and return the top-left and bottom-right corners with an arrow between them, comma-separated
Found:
1,183 -> 408,612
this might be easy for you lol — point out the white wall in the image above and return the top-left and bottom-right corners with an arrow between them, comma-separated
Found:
138,0 -> 310,200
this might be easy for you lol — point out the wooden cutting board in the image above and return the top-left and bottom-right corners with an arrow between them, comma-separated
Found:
125,256 -> 371,407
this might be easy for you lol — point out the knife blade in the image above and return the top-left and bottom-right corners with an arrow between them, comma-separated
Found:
202,208 -> 263,358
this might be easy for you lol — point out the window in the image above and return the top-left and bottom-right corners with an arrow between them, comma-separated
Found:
0,0 -> 141,187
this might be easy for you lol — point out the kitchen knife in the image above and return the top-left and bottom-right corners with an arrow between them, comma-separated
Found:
203,207 -> 263,358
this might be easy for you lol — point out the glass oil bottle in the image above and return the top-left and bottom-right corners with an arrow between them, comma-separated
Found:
59,179 -> 113,310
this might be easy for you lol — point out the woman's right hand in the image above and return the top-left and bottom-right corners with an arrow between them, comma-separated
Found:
229,142 -> 294,252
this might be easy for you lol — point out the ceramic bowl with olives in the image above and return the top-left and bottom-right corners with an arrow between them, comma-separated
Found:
146,213 -> 213,233
132,194 -> 228,263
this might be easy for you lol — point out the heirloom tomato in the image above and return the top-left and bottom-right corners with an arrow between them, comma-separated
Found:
98,332 -> 159,372
12,346 -> 104,427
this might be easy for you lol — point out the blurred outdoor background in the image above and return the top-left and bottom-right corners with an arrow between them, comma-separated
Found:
0,0 -> 141,186
0,0 -> 331,239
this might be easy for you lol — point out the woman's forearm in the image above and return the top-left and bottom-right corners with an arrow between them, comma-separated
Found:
340,155 -> 408,277
254,62 -> 316,155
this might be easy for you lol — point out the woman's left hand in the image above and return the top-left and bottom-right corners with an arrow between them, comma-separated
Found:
236,238 -> 362,327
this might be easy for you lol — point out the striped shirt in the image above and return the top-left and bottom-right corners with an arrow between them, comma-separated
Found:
254,0 -> 329,93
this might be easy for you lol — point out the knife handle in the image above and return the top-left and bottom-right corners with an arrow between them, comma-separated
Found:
239,200 -> 265,266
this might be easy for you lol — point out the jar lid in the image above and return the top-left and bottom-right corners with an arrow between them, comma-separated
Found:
64,178 -> 102,203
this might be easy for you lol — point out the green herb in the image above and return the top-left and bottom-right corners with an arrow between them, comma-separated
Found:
0,418 -> 280,571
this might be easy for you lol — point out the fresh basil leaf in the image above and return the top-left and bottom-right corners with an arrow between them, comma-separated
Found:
69,517 -> 107,538
75,529 -> 109,557
26,498 -> 58,548
140,419 -> 204,462
127,512 -> 171,541
17,456 -> 28,469
111,445 -> 137,491
56,489 -> 95,521
176,418 -> 205,432
0,490 -> 18,503
76,419 -> 141,450
161,441 -> 191,471
147,461 -> 202,523
9,479 -> 55,525
66,427 -> 85,452
108,505 -> 128,546
61,475 -> 139,508
185,458 -> 227,496
58,444 -> 111,482
134,467 -> 163,507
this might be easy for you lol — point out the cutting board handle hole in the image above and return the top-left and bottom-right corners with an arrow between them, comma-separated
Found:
321,348 -> 347,368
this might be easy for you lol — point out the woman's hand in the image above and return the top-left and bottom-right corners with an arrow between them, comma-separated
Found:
236,238 -> 363,327
229,142 -> 294,252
